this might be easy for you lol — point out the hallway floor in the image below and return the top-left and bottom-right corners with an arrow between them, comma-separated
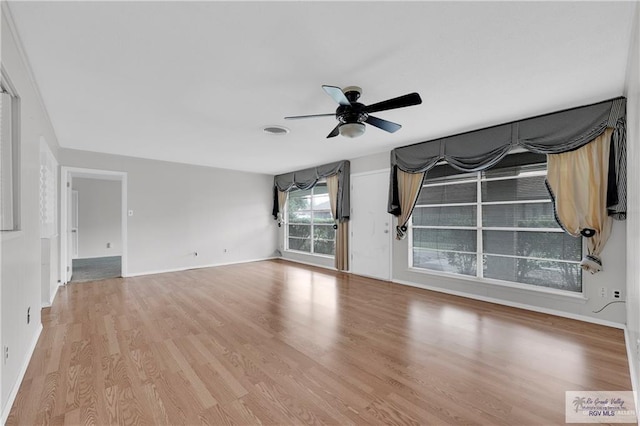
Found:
71,256 -> 121,282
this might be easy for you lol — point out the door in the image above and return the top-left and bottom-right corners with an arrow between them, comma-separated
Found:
350,170 -> 392,281
71,190 -> 79,259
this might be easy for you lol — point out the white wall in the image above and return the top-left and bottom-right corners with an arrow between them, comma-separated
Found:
72,178 -> 122,259
40,237 -> 59,307
625,1 -> 640,397
59,149 -> 278,276
1,5 -> 61,421
350,151 -> 388,175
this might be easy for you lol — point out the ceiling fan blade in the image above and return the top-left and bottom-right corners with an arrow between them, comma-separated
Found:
365,116 -> 402,133
284,113 -> 335,120
365,92 -> 422,114
327,124 -> 341,138
322,85 -> 351,106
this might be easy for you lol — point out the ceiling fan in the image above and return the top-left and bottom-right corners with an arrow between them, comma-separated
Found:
285,85 -> 422,138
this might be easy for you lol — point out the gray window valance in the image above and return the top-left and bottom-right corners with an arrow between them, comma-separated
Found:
389,97 -> 626,216
273,160 -> 350,221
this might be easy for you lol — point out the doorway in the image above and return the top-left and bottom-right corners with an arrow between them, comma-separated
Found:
350,169 -> 392,281
60,167 -> 128,284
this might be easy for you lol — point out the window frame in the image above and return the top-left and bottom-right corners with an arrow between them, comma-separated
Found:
1,70 -> 21,233
284,182 -> 335,258
408,163 -> 586,298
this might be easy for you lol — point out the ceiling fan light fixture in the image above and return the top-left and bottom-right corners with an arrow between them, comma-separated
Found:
339,122 -> 366,138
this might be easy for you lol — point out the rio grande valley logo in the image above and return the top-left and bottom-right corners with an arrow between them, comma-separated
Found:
566,391 -> 637,423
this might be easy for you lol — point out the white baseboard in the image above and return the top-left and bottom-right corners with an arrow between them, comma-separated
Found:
74,254 -> 123,260
124,257 -> 277,278
1,323 -> 43,424
392,278 -> 626,329
42,282 -> 61,308
278,256 -> 340,272
51,281 -> 61,305
624,328 -> 639,412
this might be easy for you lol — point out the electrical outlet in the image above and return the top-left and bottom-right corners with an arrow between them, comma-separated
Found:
223,248 -> 228,253
599,287 -> 607,298
4,346 -> 8,364
27,306 -> 30,324
612,289 -> 623,300
107,242 -> 111,249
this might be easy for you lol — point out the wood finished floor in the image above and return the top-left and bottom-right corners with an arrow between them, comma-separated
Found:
7,259 -> 632,425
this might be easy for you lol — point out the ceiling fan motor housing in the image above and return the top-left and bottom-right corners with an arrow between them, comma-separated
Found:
337,102 -> 368,124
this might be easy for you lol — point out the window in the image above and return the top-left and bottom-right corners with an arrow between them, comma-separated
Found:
410,158 -> 583,293
286,183 -> 335,256
1,74 -> 20,232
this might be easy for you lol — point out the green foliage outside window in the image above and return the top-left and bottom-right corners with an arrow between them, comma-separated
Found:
286,184 -> 335,256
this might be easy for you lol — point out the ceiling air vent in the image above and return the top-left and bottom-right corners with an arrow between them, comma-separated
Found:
262,125 -> 289,135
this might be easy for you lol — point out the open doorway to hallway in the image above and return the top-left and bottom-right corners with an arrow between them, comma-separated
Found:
70,177 -> 122,282
61,167 -> 128,284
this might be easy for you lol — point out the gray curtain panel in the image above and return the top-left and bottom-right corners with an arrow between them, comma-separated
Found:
388,97 -> 626,218
272,160 -> 351,222
608,116 -> 627,219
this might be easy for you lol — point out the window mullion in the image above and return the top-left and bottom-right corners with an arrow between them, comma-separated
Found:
481,169 -> 547,182
476,171 -> 483,279
310,187 -> 315,254
414,202 -> 477,208
408,200 -> 417,269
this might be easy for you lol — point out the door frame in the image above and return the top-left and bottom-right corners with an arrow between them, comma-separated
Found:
60,167 -> 128,284
350,168 -> 393,281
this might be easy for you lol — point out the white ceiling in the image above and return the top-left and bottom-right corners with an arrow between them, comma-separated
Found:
7,1 -> 636,175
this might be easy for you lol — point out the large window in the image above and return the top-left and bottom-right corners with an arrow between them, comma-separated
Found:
411,160 -> 583,293
286,183 -> 335,256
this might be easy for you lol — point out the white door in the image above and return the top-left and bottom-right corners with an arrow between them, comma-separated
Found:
71,190 -> 79,259
350,170 -> 392,281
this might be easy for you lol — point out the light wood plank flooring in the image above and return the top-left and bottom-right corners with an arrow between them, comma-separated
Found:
7,259 -> 632,425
